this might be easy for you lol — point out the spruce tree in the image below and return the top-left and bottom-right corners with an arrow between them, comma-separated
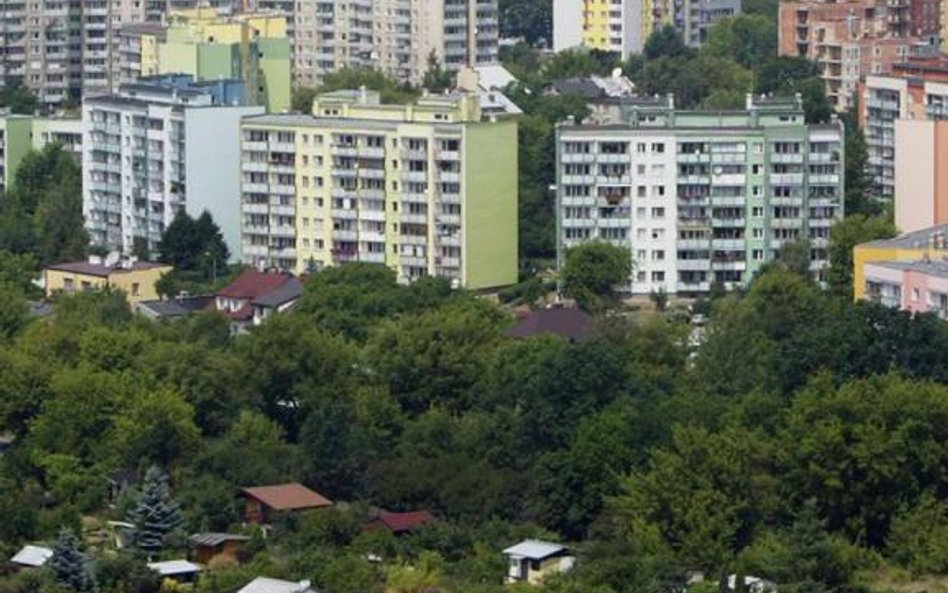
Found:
126,466 -> 182,557
49,528 -> 97,592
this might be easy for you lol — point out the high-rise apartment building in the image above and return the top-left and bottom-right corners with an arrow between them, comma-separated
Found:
894,119 -> 948,233
114,8 -> 291,112
83,76 -> 263,255
0,0 -> 168,109
553,0 -> 739,57
287,0 -> 499,87
860,57 -> 948,199
778,0 -> 942,110
0,112 -> 83,193
556,94 -> 845,295
238,89 -> 517,289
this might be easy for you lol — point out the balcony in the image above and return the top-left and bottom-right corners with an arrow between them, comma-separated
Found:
678,259 -> 711,271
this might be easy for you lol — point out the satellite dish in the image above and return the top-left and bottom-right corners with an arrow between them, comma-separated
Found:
712,165 -> 723,175
104,250 -> 121,268
612,67 -> 622,79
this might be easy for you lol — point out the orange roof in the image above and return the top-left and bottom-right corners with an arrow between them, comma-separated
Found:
242,483 -> 332,511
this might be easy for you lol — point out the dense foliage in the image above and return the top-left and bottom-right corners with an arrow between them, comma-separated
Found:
0,254 -> 945,593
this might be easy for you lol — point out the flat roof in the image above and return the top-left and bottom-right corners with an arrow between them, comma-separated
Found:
148,560 -> 203,576
503,539 -> 568,560
867,259 -> 948,279
862,224 -> 948,248
46,261 -> 169,278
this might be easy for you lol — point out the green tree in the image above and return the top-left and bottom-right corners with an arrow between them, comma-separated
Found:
562,241 -> 632,311
499,0 -> 552,46
644,26 -> 694,60
0,80 -> 39,115
316,68 -> 419,104
422,51 -> 453,93
702,15 -> 776,69
826,214 -> 895,298
48,529 -> 96,592
111,388 -> 201,468
887,492 -> 948,575
127,466 -> 183,557
841,109 -> 880,216
157,210 -> 228,272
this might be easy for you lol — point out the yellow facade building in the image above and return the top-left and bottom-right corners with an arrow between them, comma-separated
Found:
853,225 -> 948,300
44,258 -> 172,304
239,89 -> 518,290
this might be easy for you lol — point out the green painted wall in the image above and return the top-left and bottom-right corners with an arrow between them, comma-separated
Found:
462,119 -> 518,289
2,116 -> 34,189
255,38 -> 291,113
197,43 -> 240,80
158,43 -> 199,76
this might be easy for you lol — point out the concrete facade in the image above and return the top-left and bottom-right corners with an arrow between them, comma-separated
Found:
556,94 -> 845,295
894,119 -> 948,234
238,90 -> 518,289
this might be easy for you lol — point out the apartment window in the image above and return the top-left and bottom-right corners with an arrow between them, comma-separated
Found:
651,207 -> 665,218
637,143 -> 647,153
752,164 -> 761,175
914,288 -> 920,302
636,207 -> 647,217
637,186 -> 647,198
752,249 -> 764,261
652,250 -> 665,261
653,186 -> 665,197
637,271 -> 647,282
637,249 -> 647,260
637,164 -> 646,175
651,143 -> 665,153
752,228 -> 764,239
752,207 -> 763,217
651,271 -> 665,282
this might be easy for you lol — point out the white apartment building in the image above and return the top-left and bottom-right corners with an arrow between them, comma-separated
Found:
83,78 -> 262,255
286,0 -> 499,87
557,94 -> 845,295
0,0 -> 166,108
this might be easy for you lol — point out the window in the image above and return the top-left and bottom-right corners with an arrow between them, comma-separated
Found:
651,207 -> 665,218
752,228 -> 764,239
651,143 -> 665,153
637,249 -> 647,260
752,207 -> 763,217
752,249 -> 764,260
913,288 -> 920,302
637,143 -> 646,153
651,271 -> 665,282
637,186 -> 647,198
652,250 -> 665,261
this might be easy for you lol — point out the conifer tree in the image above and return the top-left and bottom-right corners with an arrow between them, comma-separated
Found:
49,528 -> 97,592
126,466 -> 182,557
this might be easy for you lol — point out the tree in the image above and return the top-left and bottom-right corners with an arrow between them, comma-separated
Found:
0,79 -> 39,115
127,466 -> 183,557
499,0 -> 552,46
703,15 -> 776,69
561,241 -> 632,311
0,145 -> 86,265
49,529 -> 96,592
775,238 -> 813,281
887,492 -> 948,575
644,26 -> 694,60
840,108 -> 881,216
422,51 -> 453,93
826,214 -> 895,298
157,210 -> 229,279
316,68 -> 419,104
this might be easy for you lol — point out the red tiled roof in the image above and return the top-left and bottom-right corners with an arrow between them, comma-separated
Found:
507,307 -> 595,341
242,483 -> 333,511
217,269 -> 294,300
369,510 -> 435,533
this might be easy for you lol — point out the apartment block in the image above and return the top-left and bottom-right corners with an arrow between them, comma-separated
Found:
553,0 -> 739,56
860,59 -> 948,199
114,8 -> 291,112
894,119 -> 948,233
0,0 -> 168,109
556,94 -> 845,296
238,90 -> 517,289
777,0 -> 942,110
83,76 -> 264,256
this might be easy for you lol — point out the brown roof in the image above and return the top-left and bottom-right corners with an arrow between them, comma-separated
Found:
242,483 -> 333,511
507,307 -> 595,341
46,261 -> 169,278
367,510 -> 435,533
217,269 -> 295,300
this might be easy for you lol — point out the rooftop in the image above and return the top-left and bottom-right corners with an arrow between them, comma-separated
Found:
251,277 -> 304,308
137,295 -> 214,318
503,539 -> 569,560
867,259 -> 948,279
862,224 -> 948,249
237,577 -> 317,593
507,307 -> 595,341
148,560 -> 203,576
218,269 -> 296,300
368,510 -> 435,533
189,532 -> 251,547
46,259 -> 169,278
242,483 -> 333,511
10,545 -> 53,567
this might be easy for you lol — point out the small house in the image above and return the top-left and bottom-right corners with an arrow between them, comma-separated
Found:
147,560 -> 203,583
364,510 -> 435,535
216,269 -> 301,331
9,545 -> 53,570
189,532 -> 250,564
237,576 -> 318,593
502,540 -> 574,585
43,256 -> 172,304
242,483 -> 333,524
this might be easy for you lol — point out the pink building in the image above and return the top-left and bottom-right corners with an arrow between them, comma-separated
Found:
863,259 -> 948,317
